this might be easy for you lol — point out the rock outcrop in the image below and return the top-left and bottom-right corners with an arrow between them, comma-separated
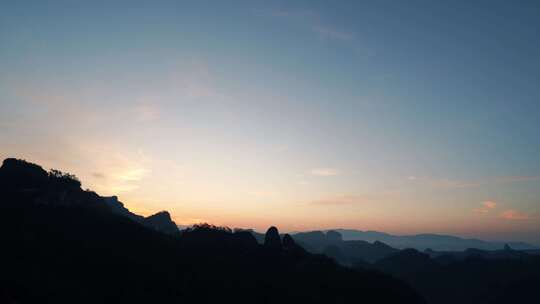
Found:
145,211 -> 179,236
264,226 -> 282,250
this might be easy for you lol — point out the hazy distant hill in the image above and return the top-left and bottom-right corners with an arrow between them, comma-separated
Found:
334,229 -> 537,251
291,230 -> 398,264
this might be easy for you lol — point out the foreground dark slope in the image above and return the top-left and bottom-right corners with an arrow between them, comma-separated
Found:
364,246 -> 540,304
0,158 -> 424,304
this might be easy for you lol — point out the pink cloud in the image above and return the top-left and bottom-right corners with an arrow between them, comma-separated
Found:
483,201 -> 497,209
499,209 -> 530,220
473,200 -> 497,213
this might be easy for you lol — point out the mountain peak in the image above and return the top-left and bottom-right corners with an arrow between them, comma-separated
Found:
145,211 -> 178,235
326,230 -> 343,242
264,226 -> 282,249
0,158 -> 48,189
147,211 -> 172,220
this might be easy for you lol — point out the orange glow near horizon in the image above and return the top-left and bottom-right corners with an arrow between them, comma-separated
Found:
1,2 -> 539,245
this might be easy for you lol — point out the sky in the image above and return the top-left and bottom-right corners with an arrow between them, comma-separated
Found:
1,0 -> 540,244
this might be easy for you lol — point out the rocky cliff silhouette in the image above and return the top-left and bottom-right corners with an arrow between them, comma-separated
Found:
103,195 -> 179,236
0,158 -> 179,236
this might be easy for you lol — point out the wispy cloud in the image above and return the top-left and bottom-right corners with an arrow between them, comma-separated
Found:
171,61 -> 223,100
483,201 -> 497,209
310,168 -> 340,176
133,104 -> 160,122
86,148 -> 152,195
471,201 -> 531,221
262,8 -> 355,42
297,179 -> 309,186
499,209 -> 530,221
312,24 -> 355,41
116,168 -> 148,182
107,167 -> 149,193
92,172 -> 105,179
266,9 -> 315,19
473,201 -> 497,214
492,176 -> 540,183
410,175 -> 540,190
431,179 -> 482,189
310,195 -> 368,206
249,191 -> 279,198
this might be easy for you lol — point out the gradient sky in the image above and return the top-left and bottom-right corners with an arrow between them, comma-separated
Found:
1,0 -> 540,244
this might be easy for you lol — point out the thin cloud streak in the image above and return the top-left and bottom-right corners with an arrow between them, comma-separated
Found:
310,195 -> 368,206
310,168 -> 339,176
411,175 -> 540,189
493,176 -> 540,183
265,9 -> 316,19
92,172 -> 105,179
500,209 -> 530,221
262,8 -> 355,42
312,24 -> 355,41
133,104 -> 160,122
471,201 -> 531,221
473,201 -> 497,214
116,168 -> 148,182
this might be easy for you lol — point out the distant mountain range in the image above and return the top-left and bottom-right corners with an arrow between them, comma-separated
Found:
290,230 -> 398,265
178,225 -> 538,252
333,229 -> 537,251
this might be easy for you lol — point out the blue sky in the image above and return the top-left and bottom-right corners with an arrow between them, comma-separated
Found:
1,0 -> 540,243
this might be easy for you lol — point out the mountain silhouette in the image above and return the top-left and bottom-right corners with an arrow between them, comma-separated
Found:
292,230 -> 398,265
103,195 -> 179,235
0,158 -> 425,303
264,226 -> 282,250
144,211 -> 180,236
334,229 -> 536,251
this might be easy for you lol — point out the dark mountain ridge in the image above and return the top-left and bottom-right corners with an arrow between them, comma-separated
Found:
291,230 -> 398,265
365,247 -> 540,304
0,158 -> 179,236
213,228 -> 537,267
0,158 -> 424,303
103,195 -> 179,236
